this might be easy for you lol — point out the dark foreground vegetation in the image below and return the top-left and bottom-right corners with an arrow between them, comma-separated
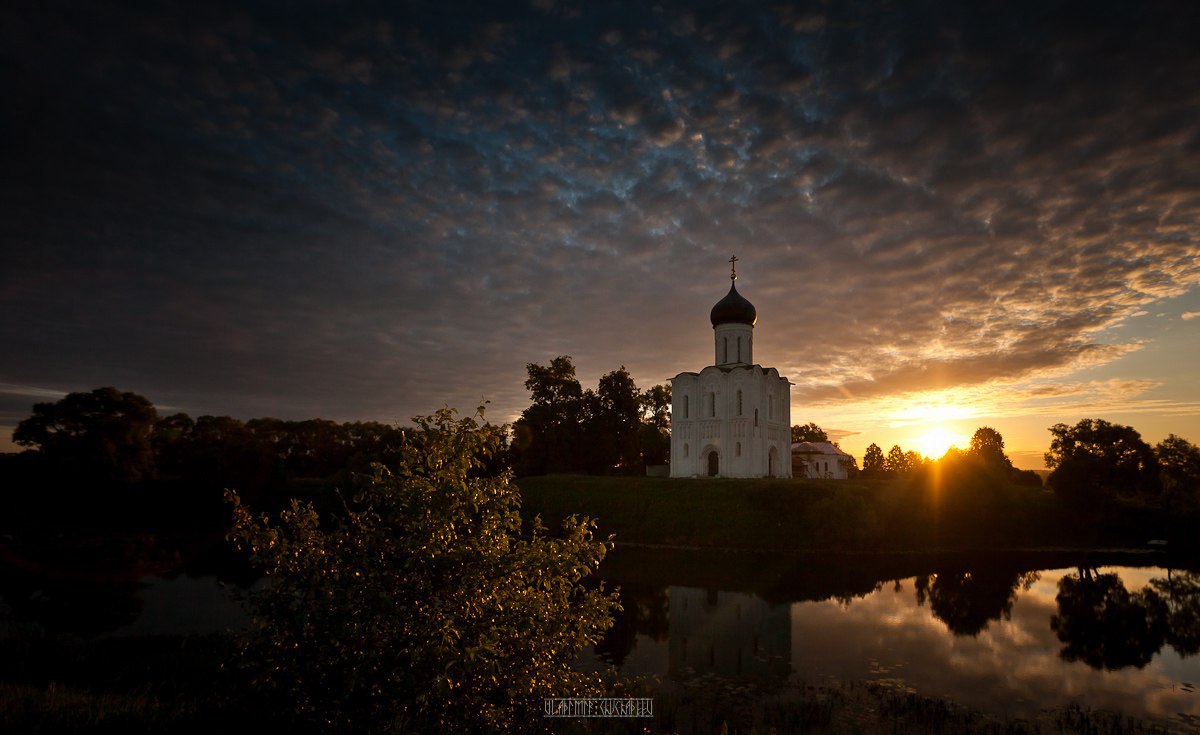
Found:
2,633 -> 1191,734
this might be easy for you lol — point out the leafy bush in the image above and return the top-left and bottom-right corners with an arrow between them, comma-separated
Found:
227,407 -> 618,733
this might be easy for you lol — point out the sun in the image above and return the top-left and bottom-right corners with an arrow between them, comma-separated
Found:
913,427 -> 967,460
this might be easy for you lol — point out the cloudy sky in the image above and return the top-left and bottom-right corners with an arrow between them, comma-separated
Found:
3,0 -> 1198,468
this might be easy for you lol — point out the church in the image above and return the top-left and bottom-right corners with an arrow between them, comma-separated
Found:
670,259 -> 792,478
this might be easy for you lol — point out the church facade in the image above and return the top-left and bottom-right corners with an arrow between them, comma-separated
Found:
670,261 -> 792,478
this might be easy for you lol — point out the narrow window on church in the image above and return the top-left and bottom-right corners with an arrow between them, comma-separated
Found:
736,442 -> 741,457
754,409 -> 758,427
723,338 -> 728,363
684,395 -> 689,419
768,396 -> 773,419
824,461 -> 829,474
708,392 -> 715,417
736,390 -> 742,415
737,336 -> 742,362
684,443 -> 689,457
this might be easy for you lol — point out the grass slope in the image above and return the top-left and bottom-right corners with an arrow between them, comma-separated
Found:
516,474 -> 1173,552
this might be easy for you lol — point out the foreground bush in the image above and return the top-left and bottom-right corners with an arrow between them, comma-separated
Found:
227,408 -> 618,734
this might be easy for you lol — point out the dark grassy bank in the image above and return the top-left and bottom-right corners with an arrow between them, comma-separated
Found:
517,475 -> 1196,553
1,635 -> 1185,735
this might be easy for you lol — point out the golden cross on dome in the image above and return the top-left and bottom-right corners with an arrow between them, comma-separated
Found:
729,255 -> 738,281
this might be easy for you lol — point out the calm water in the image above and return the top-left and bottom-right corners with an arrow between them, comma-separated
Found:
3,545 -> 1198,726
590,548 -> 1200,727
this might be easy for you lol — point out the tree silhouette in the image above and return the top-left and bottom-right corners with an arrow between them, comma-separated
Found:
862,443 -> 885,476
791,422 -> 828,443
14,387 -> 158,484
919,569 -> 1037,637
1149,571 -> 1200,657
1046,419 -> 1159,506
1051,568 -> 1167,670
969,427 -> 1013,475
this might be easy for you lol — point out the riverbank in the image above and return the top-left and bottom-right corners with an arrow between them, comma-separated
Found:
1,632 -> 1188,734
517,474 -> 1196,554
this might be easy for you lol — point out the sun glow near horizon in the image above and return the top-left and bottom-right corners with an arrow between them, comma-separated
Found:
911,427 -> 969,460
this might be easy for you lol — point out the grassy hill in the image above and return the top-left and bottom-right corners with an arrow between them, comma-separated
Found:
516,474 -> 1185,553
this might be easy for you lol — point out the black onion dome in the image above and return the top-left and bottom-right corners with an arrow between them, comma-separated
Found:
710,282 -> 757,327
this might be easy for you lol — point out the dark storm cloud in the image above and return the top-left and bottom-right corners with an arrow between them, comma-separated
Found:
2,0 -> 1199,427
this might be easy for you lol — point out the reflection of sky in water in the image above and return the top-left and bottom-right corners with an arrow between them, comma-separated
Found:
609,567 -> 1200,723
793,568 -> 1198,720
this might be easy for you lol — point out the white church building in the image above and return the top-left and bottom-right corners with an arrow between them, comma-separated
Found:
670,259 -> 792,478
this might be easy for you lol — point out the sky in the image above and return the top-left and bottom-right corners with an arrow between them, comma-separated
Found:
2,0 -> 1199,469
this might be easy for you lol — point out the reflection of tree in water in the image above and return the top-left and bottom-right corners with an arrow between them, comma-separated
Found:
1051,568 -> 1167,670
594,583 -> 669,668
914,570 -> 1039,637
1149,571 -> 1200,658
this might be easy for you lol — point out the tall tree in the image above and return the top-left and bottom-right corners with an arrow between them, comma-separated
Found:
969,426 -> 1013,474
1155,434 -> 1200,511
885,445 -> 908,475
862,443 -> 885,476
1045,419 -> 1159,506
514,356 -> 585,475
14,387 -> 159,483
587,366 -> 642,473
791,422 -> 828,443
638,384 -> 672,466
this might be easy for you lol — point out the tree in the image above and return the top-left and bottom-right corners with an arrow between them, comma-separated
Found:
791,422 -> 828,443
592,366 -> 642,473
638,384 -> 671,466
14,387 -> 158,484
513,356 -> 585,475
885,445 -> 908,475
227,407 -> 618,733
862,443 -> 885,476
968,427 -> 1013,475
1155,434 -> 1200,511
1045,419 -> 1159,506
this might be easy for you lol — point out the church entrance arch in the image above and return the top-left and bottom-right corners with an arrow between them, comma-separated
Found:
706,450 -> 719,477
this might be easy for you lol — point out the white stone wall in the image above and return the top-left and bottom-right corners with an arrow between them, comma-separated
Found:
670,364 -> 791,478
713,323 -> 753,366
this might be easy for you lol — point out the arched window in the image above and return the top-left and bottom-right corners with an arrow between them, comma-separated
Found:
736,390 -> 743,415
737,336 -> 742,362
683,394 -> 689,419
707,392 -> 715,417
754,408 -> 758,427
736,442 -> 742,457
723,338 -> 728,363
683,443 -> 689,457
768,395 -> 773,419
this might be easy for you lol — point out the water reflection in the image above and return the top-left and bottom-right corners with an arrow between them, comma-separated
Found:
668,588 -> 790,681
1053,568 -> 1200,670
598,555 -> 1200,723
915,569 -> 1040,637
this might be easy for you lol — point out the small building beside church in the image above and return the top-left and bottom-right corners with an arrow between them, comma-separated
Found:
670,260 -> 792,478
791,441 -> 854,479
